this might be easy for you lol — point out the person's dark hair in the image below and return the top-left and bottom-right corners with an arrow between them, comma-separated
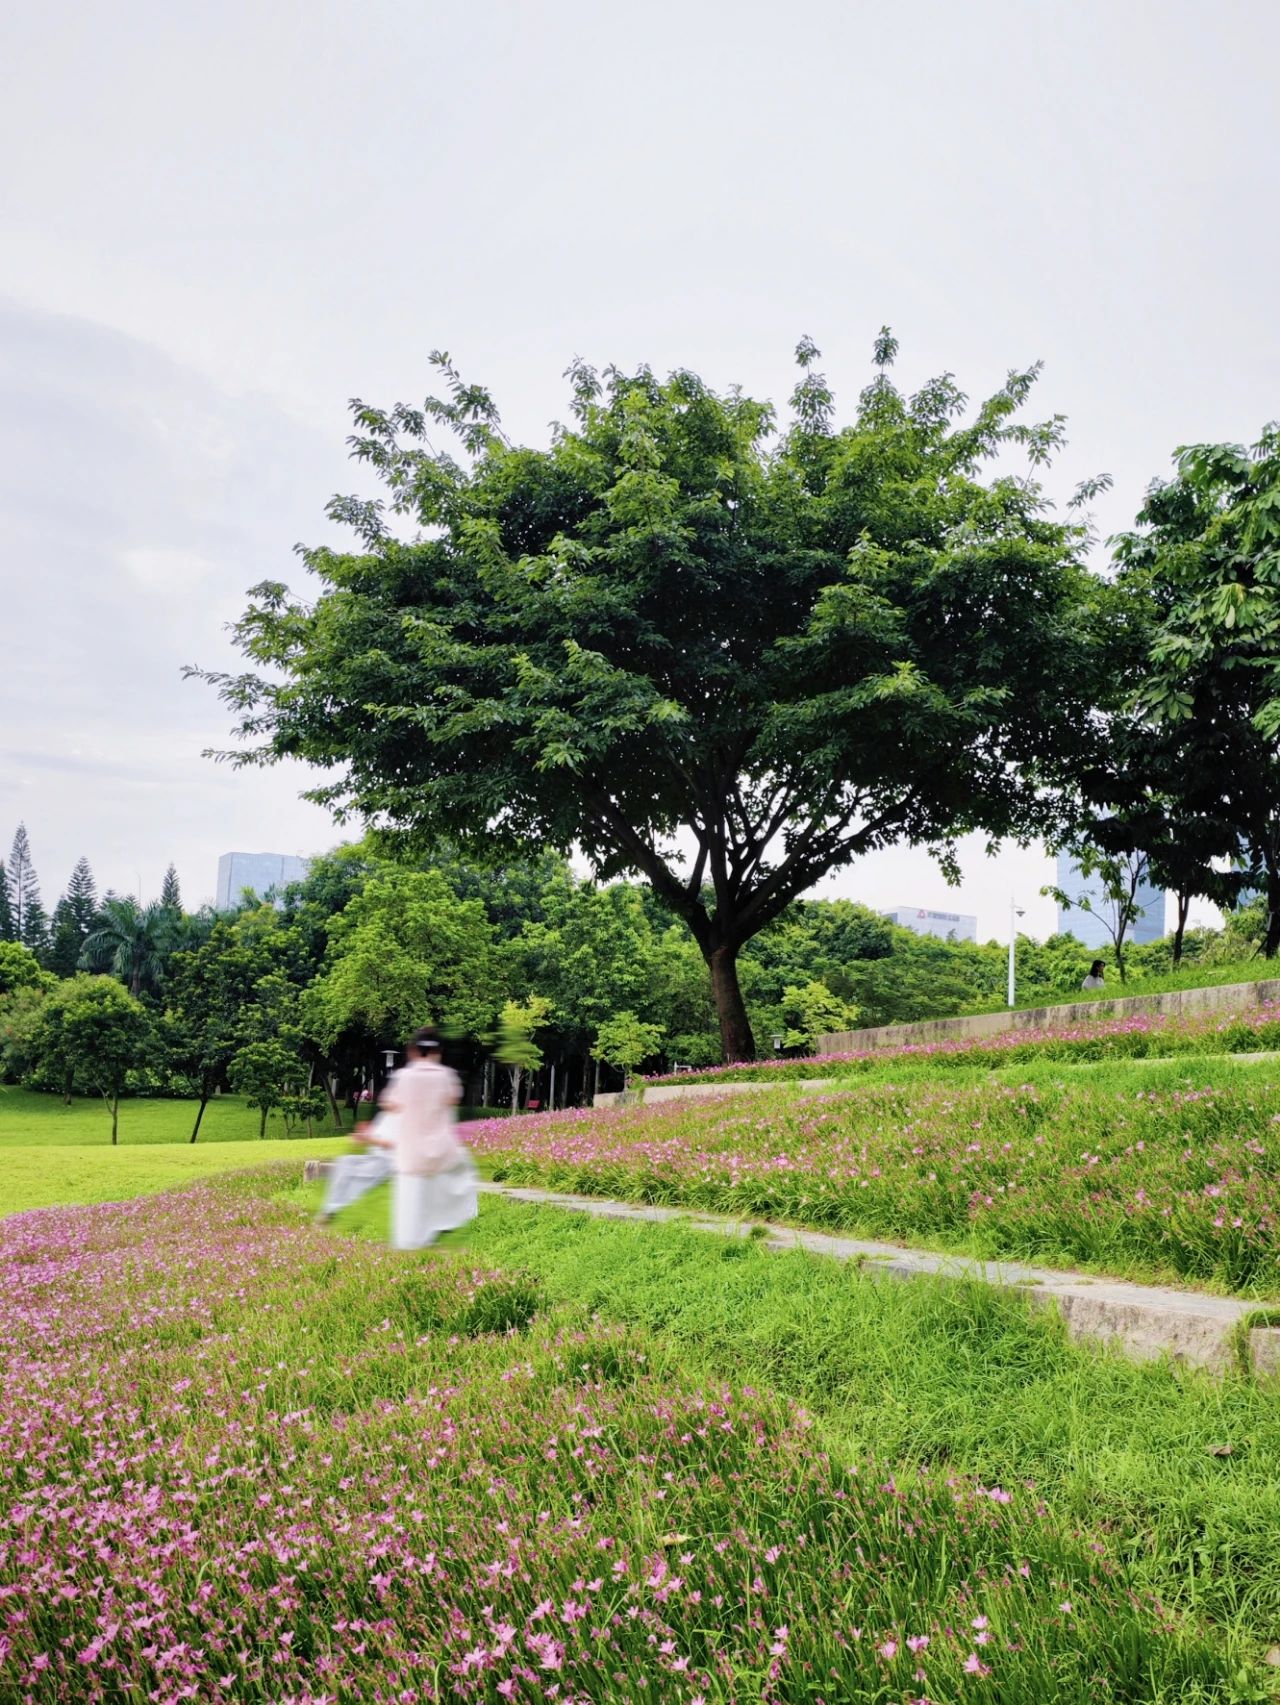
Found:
1089,960 -> 1105,976
409,1025 -> 442,1055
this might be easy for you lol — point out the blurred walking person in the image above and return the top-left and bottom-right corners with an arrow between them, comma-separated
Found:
355,1026 -> 478,1249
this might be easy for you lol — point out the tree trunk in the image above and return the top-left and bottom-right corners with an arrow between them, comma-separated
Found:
259,1104 -> 268,1139
1172,891 -> 1192,965
325,1076 -> 344,1132
111,1090 -> 119,1146
1265,869 -> 1280,958
709,943 -> 756,1061
189,1089 -> 211,1144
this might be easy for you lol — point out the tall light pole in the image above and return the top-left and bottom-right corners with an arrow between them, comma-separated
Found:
1007,899 -> 1025,1008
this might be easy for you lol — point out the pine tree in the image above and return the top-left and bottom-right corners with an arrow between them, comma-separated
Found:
66,857 -> 98,934
8,824 -> 44,953
48,858 -> 98,975
48,898 -> 82,976
160,863 -> 182,912
0,858 -> 14,942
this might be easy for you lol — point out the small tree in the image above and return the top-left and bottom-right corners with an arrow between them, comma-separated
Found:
229,1040 -> 299,1138
593,1011 -> 665,1088
35,976 -> 151,1142
780,979 -> 860,1051
492,996 -> 551,1109
1046,845 -> 1152,981
164,918 -> 275,1141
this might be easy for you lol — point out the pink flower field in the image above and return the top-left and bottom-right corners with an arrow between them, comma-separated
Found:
0,1172 -> 1244,1701
472,1072 -> 1280,1292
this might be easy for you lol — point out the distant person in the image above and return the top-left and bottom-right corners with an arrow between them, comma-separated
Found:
1081,959 -> 1106,991
355,1027 -> 478,1250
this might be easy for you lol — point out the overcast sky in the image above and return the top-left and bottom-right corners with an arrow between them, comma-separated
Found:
3,0 -> 1277,940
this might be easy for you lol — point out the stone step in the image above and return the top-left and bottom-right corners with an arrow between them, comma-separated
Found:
475,1182 -> 1280,1377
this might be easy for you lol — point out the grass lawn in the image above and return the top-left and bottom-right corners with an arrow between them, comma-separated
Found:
0,1085 -> 351,1215
0,1084 -> 347,1146
0,1135 -> 350,1215
1,1167 -> 1270,1700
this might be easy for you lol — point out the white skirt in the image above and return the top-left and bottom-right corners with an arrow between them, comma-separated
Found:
392,1157 -> 479,1251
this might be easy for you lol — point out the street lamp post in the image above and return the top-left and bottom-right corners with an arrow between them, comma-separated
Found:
1007,899 -> 1026,1008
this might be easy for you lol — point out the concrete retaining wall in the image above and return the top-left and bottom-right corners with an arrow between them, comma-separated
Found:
593,1079 -> 837,1110
816,977 -> 1280,1057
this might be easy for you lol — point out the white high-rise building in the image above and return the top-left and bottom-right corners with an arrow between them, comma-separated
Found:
215,851 -> 311,911
883,905 -> 978,943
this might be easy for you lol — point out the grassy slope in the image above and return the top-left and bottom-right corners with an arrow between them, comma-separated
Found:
473,1052 -> 1280,1296
295,1177 -> 1280,1652
966,955 -> 1275,1018
4,1173 -> 1253,1701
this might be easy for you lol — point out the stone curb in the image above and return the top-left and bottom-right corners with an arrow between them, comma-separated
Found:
475,1181 -> 1280,1377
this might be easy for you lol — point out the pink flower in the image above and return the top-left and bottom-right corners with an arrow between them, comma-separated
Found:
964,1653 -> 991,1677
878,1638 -> 899,1660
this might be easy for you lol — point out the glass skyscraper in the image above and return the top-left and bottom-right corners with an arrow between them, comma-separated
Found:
1054,851 -> 1166,948
215,851 -> 311,911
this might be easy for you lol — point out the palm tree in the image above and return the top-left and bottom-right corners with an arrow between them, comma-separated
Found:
79,897 -> 178,998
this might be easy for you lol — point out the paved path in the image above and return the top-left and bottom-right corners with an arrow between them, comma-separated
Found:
478,1181 -> 1280,1377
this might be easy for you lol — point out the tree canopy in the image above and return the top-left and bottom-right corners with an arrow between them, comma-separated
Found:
200,336 -> 1108,1058
1112,427 -> 1280,952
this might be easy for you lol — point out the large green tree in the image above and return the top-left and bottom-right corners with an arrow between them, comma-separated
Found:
304,867 -> 499,1053
163,918 -> 273,1141
34,976 -> 151,1142
199,337 -> 1107,1059
1114,427 -> 1280,954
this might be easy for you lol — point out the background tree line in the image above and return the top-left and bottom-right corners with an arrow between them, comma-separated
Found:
1,822 -> 1269,1140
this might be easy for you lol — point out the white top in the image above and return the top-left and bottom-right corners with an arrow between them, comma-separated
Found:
381,1058 -> 463,1176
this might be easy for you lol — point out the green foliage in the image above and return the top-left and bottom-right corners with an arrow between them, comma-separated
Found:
160,863 -> 182,911
6,823 -> 47,959
0,940 -> 54,997
229,1040 -> 302,1138
0,986 -> 50,1083
80,896 -> 180,998
1114,425 -> 1280,953
0,859 -> 13,944
779,978 -> 859,1049
592,1010 -> 665,1083
305,867 -> 499,1048
199,336 -> 1107,1060
491,995 -> 551,1106
33,975 -> 152,1142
